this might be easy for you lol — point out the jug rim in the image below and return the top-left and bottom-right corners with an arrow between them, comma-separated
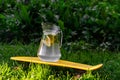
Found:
41,22 -> 60,35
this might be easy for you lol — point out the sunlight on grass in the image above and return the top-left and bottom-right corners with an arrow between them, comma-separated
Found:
0,43 -> 120,79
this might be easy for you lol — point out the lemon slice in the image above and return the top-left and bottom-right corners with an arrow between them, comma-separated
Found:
43,35 -> 55,47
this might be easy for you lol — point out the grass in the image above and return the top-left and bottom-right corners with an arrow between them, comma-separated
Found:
0,43 -> 120,80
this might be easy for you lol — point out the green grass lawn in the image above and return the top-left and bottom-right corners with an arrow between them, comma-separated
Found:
0,43 -> 120,80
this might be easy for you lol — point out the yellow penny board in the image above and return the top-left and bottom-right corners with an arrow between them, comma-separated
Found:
10,56 -> 103,71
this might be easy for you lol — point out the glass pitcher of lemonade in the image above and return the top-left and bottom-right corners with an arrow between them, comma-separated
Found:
37,22 -> 63,62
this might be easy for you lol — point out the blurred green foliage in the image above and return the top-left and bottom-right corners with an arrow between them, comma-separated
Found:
0,0 -> 120,50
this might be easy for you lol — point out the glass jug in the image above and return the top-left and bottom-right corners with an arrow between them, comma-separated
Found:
37,22 -> 63,62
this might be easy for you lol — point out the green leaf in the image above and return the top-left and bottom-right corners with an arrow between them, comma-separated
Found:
0,14 -> 5,19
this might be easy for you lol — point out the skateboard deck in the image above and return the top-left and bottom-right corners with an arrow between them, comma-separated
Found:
10,56 -> 103,71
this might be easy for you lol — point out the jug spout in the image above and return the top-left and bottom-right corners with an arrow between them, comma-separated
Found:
37,22 -> 62,62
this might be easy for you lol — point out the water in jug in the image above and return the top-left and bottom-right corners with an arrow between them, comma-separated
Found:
37,22 -> 63,62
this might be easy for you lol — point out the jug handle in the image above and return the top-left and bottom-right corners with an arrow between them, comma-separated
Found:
60,30 -> 63,48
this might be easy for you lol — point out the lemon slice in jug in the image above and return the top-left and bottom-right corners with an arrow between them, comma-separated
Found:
43,35 -> 55,47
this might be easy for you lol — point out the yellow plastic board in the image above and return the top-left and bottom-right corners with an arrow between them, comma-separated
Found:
10,56 -> 103,71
